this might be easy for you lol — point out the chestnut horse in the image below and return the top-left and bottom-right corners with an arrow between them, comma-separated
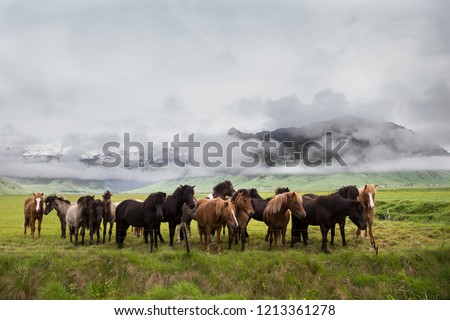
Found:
24,193 -> 45,239
357,184 -> 378,252
263,192 -> 306,251
196,197 -> 238,254
227,189 -> 254,251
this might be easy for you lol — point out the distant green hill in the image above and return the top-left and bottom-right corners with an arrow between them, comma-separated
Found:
0,177 -> 26,195
1,170 -> 449,195
126,170 -> 450,194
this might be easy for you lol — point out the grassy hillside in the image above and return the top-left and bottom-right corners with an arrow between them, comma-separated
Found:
0,188 -> 449,299
0,177 -> 26,195
127,171 -> 450,194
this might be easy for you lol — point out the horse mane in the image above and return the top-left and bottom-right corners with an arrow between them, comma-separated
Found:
93,199 -> 103,208
215,198 -> 233,218
275,187 -> 290,194
212,180 -> 233,196
249,188 -> 263,199
230,189 -> 249,203
265,193 -> 287,215
331,185 -> 359,200
143,192 -> 166,209
45,194 -> 71,205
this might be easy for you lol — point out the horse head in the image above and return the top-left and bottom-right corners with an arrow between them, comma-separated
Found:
180,184 -> 196,209
287,192 -> 307,219
348,200 -> 367,230
33,192 -> 44,214
231,189 -> 254,218
359,184 -> 378,211
249,188 -> 262,199
216,198 -> 238,230
154,192 -> 167,220
93,199 -> 105,223
44,195 -> 55,215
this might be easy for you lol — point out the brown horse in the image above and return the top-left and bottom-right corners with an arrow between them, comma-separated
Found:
196,197 -> 238,254
357,184 -> 378,252
227,189 -> 254,251
102,190 -> 116,243
263,192 -> 306,251
24,193 -> 45,239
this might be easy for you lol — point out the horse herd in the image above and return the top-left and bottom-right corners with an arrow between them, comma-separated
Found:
23,181 -> 378,254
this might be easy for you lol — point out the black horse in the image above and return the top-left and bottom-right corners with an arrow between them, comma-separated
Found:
292,194 -> 366,253
115,192 -> 166,252
159,185 -> 196,251
212,180 -> 236,199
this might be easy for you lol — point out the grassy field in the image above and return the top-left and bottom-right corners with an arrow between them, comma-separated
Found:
0,188 -> 449,300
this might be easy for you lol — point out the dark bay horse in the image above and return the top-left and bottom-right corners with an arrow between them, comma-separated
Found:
115,192 -> 167,252
24,192 -> 45,239
330,185 -> 359,246
211,180 -> 236,199
263,192 -> 306,251
44,194 -> 72,238
102,190 -> 116,243
196,197 -> 239,254
227,189 -> 254,251
293,194 -> 366,253
92,199 -> 105,244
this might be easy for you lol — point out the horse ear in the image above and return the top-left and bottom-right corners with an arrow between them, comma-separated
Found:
364,185 -> 368,191
374,184 -> 378,188
192,185 -> 196,188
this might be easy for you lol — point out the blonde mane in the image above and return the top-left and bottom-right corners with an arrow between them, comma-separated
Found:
265,193 -> 287,215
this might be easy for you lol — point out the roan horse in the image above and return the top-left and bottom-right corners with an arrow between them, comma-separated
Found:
101,190 -> 116,243
44,194 -> 72,238
66,195 -> 95,245
227,189 -> 254,251
357,184 -> 378,253
263,192 -> 306,251
24,192 -> 45,239
292,194 -> 366,253
196,197 -> 239,254
115,192 -> 167,252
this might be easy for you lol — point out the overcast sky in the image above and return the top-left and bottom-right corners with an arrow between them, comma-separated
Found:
1,0 -> 449,152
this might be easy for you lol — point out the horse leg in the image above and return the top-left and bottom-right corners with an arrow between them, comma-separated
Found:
143,228 -> 149,244
168,222 -> 176,247
241,227 -> 246,252
149,229 -> 154,253
74,226 -> 79,245
109,222 -> 113,242
339,220 -> 347,246
81,226 -> 86,245
158,230 -> 165,243
176,224 -> 181,244
330,224 -> 336,246
31,218 -> 36,239
206,226 -> 211,254
182,223 -> 190,254
268,228 -> 273,251
103,220 -> 107,243
320,226 -> 330,254
265,227 -> 270,242
356,228 -> 362,241
282,226 -> 287,252
89,221 -> 94,245
228,226 -> 233,250
216,226 -> 222,255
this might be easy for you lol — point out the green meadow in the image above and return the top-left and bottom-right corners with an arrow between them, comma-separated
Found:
0,188 -> 449,299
